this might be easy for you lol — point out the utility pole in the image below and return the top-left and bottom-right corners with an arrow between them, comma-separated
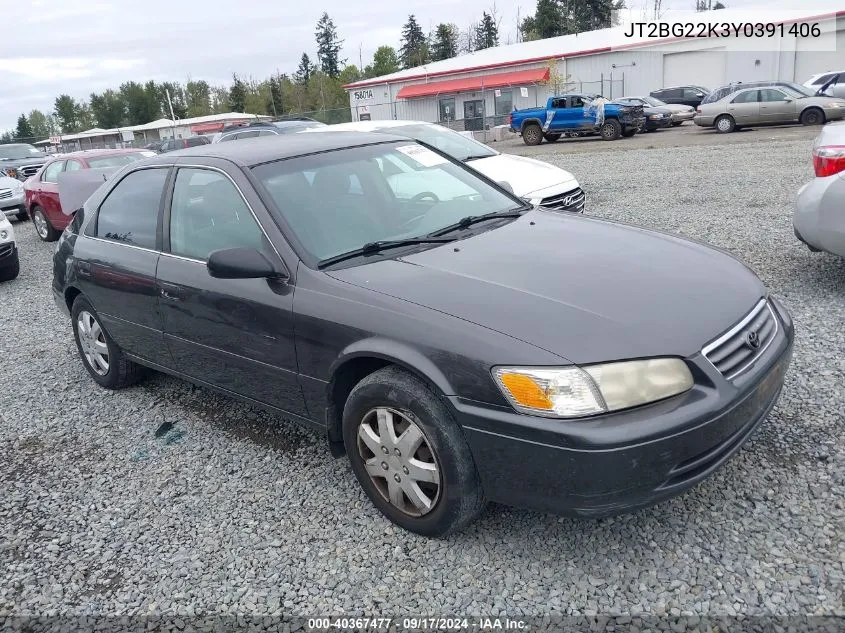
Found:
166,88 -> 177,139
359,43 -> 364,73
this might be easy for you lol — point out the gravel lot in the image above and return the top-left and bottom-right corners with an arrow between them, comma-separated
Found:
1,133 -> 844,622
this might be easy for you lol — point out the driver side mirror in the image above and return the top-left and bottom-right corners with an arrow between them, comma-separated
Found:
496,180 -> 515,194
783,97 -> 793,102
207,247 -> 286,280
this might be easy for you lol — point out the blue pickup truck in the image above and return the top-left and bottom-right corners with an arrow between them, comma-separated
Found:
509,94 -> 646,145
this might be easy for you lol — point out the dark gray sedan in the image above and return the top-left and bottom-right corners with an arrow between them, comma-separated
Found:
52,133 -> 794,536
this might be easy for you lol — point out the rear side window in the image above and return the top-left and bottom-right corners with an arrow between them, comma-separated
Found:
661,89 -> 682,99
96,168 -> 168,249
683,88 -> 704,99
732,90 -> 759,104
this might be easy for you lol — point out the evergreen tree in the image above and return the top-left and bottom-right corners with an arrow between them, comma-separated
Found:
15,114 -> 33,141
294,53 -> 316,84
430,23 -> 459,61
27,110 -> 51,139
364,46 -> 400,78
399,14 -> 429,69
89,89 -> 126,128
315,13 -> 344,78
54,95 -> 80,133
268,75 -> 284,116
474,12 -> 499,50
229,74 -> 247,112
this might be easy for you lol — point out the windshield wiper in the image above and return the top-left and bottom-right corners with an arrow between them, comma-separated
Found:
427,209 -> 526,237
317,237 -> 455,269
462,154 -> 491,162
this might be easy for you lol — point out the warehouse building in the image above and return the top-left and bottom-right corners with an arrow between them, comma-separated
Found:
343,5 -> 845,133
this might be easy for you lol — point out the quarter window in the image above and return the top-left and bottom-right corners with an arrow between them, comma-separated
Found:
96,168 -> 168,249
169,168 -> 266,261
42,161 -> 65,183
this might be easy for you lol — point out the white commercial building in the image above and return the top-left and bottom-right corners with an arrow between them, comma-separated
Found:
343,4 -> 844,133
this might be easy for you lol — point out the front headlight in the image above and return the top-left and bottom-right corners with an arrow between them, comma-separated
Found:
0,229 -> 8,240
648,114 -> 662,120
493,358 -> 693,418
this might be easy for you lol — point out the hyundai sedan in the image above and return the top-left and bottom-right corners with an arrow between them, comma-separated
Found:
52,133 -> 793,536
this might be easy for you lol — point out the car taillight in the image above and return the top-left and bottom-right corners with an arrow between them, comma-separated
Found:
695,106 -> 701,113
508,113 -> 513,125
813,145 -> 845,178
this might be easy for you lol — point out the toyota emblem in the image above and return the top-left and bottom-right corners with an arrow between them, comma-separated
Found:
745,330 -> 761,350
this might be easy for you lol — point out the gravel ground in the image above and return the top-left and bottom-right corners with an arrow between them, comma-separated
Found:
1,136 -> 844,622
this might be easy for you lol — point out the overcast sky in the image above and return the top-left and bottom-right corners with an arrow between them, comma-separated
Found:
0,0 -> 793,132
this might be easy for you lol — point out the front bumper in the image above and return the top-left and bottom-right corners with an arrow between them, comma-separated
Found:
793,174 -> 845,256
643,116 -> 672,130
821,107 -> 845,121
451,297 -> 794,517
671,111 -> 695,123
0,241 -> 18,270
0,191 -> 25,214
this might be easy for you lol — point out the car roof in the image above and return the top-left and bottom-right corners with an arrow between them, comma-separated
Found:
56,148 -> 149,160
145,131 -> 409,166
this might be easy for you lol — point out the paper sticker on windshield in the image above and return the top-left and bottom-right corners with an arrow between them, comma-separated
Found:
395,144 -> 448,167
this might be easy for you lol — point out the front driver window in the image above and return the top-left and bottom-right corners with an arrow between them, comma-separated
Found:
42,161 -> 65,183
169,168 -> 266,261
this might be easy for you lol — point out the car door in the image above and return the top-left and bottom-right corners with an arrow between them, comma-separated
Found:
726,90 -> 760,125
655,88 -> 681,104
758,89 -> 797,123
37,160 -> 65,220
681,87 -> 707,108
156,163 -> 307,416
77,166 -> 171,365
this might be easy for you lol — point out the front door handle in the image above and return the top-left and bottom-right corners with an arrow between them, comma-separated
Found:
160,289 -> 182,301
159,284 -> 185,301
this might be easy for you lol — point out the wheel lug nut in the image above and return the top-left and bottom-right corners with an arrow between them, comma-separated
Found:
394,448 -> 401,456
402,466 -> 409,475
381,446 -> 389,454
393,474 -> 401,483
381,462 -> 388,470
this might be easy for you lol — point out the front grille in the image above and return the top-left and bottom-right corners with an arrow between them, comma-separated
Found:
0,190 -> 11,200
539,187 -> 586,213
19,164 -> 43,179
0,243 -> 13,258
702,299 -> 778,380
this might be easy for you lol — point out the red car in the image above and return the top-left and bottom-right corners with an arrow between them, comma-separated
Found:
25,149 -> 153,241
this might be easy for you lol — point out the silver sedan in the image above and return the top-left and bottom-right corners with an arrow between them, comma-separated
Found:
618,96 -> 695,125
694,86 -> 845,132
794,122 -> 845,257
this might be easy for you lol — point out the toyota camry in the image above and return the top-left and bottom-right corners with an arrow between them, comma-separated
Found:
52,132 -> 794,536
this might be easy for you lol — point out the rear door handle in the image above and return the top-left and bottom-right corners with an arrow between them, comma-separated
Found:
159,284 -> 185,301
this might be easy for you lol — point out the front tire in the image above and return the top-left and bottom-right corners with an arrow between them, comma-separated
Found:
522,123 -> 543,146
599,119 -> 622,140
32,206 -> 59,242
342,366 -> 485,537
800,108 -> 825,126
715,115 -> 735,133
71,297 -> 148,389
0,256 -> 19,282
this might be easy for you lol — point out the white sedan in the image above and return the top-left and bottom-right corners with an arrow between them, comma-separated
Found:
0,175 -> 27,221
305,120 -> 585,213
0,214 -> 19,281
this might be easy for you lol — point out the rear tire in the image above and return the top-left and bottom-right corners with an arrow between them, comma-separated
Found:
342,366 -> 485,537
714,115 -> 735,133
16,208 -> 29,221
71,296 -> 149,389
543,133 -> 561,142
522,123 -> 543,146
800,108 -> 825,126
32,206 -> 59,242
599,119 -> 622,140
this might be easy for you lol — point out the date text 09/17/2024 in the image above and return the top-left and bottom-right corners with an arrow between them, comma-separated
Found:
307,617 -> 528,631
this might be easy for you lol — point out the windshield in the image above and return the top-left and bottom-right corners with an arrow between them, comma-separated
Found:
0,145 -> 44,160
643,96 -> 667,107
387,124 -> 497,162
253,141 -> 523,265
87,153 -> 151,168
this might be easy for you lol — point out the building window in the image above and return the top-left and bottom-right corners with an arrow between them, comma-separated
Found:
439,97 -> 456,122
494,89 -> 513,116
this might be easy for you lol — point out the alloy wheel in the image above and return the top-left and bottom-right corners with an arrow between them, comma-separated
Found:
33,210 -> 48,239
356,407 -> 441,517
77,310 -> 110,375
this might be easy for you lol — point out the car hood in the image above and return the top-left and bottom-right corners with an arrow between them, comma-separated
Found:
327,211 -> 765,364
471,154 -> 579,200
0,156 -> 46,167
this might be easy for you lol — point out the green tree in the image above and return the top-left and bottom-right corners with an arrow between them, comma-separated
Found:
229,74 -> 247,112
210,85 -> 230,113
294,53 -> 316,85
120,81 -> 160,125
364,46 -> 400,78
522,0 -> 620,38
430,23 -> 459,61
159,82 -> 188,119
267,74 -> 284,116
27,109 -> 50,139
76,102 -> 95,130
186,79 -> 212,117
15,114 -> 34,141
89,89 -> 126,128
315,12 -> 344,78
474,12 -> 499,50
399,14 -> 429,69
338,65 -> 361,85
54,94 -> 80,133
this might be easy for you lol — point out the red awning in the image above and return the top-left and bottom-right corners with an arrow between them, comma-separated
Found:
191,122 -> 226,133
396,67 -> 550,99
